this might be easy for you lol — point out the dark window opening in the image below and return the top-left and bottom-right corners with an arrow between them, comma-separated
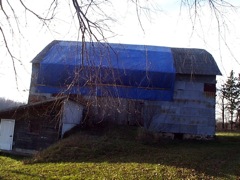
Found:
204,83 -> 216,93
174,133 -> 183,140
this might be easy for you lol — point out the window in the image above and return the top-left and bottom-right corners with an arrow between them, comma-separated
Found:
204,83 -> 216,97
204,83 -> 216,93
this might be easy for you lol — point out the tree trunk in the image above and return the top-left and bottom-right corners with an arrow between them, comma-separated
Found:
221,97 -> 225,129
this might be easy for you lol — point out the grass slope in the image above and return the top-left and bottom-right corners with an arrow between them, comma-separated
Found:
1,126 -> 240,179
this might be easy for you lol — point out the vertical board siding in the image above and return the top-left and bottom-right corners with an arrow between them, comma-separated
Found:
14,118 -> 59,150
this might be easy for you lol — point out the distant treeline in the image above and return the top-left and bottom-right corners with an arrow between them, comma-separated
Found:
0,98 -> 24,111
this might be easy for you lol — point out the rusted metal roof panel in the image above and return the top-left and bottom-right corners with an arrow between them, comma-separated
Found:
171,48 -> 221,75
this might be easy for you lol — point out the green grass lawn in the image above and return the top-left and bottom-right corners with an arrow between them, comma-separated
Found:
1,127 -> 240,179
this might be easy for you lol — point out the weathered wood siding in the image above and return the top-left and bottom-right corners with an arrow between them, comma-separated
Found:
87,97 -> 144,126
14,116 -> 60,150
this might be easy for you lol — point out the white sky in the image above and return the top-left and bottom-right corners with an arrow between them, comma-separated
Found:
1,0 -> 240,102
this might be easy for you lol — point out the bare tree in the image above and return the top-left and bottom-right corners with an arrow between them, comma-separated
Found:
217,83 -> 226,129
181,0 -> 239,70
0,0 -> 238,70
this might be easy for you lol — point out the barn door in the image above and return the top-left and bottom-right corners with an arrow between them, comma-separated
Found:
0,119 -> 15,150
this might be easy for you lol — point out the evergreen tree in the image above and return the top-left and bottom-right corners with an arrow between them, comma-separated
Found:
218,87 -> 226,129
222,70 -> 240,129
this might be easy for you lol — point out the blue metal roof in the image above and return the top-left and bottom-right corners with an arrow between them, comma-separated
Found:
34,41 -> 176,101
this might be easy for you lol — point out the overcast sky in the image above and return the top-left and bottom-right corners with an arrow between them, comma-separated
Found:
1,0 -> 240,102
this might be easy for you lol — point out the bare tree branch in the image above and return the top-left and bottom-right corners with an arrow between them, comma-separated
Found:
134,0 -> 145,33
0,0 -> 9,19
181,0 -> 239,74
0,0 -> 239,94
19,0 -> 56,21
0,26 -> 19,88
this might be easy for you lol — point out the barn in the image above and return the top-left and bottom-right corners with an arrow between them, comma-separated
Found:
28,40 -> 221,138
0,97 -> 83,152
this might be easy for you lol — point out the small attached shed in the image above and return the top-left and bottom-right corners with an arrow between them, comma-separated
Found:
28,40 -> 221,138
0,97 -> 83,152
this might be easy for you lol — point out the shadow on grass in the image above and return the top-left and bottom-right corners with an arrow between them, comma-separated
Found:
14,128 -> 240,179
0,151 -> 26,161
3,169 -> 46,179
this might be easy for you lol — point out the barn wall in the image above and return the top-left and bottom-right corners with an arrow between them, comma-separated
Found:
13,104 -> 63,151
85,97 -> 144,126
13,116 -> 60,151
29,63 -> 52,103
145,75 -> 217,136
28,65 -> 217,137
